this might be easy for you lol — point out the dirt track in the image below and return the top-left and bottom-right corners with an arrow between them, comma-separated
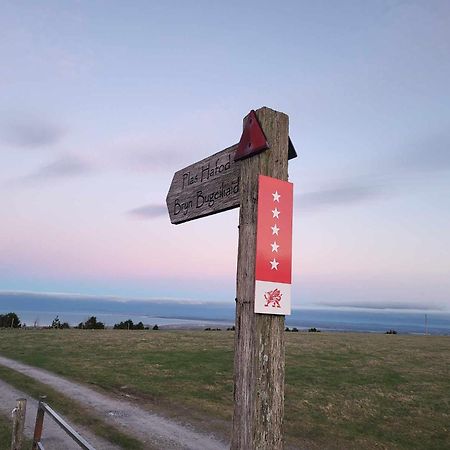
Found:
0,355 -> 228,450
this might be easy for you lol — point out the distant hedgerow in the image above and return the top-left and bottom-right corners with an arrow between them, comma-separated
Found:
113,319 -> 145,330
77,316 -> 105,330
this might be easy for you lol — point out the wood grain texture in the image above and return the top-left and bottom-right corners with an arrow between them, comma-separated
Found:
232,107 -> 289,449
11,398 -> 26,450
166,144 -> 240,224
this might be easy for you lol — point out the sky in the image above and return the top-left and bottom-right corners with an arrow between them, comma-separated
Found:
1,0 -> 449,311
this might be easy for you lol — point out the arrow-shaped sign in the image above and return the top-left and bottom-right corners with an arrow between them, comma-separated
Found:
166,144 -> 241,224
166,110 -> 297,225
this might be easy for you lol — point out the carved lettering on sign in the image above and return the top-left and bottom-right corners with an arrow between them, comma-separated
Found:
166,144 -> 240,224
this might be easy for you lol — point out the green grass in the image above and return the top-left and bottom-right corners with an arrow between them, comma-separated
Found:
0,413 -> 13,450
284,333 -> 450,449
0,412 -> 32,450
0,329 -> 449,449
0,365 -> 145,449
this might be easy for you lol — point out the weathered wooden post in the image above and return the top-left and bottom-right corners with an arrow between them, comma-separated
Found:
32,396 -> 46,450
10,398 -> 26,450
232,108 -> 290,449
167,106 -> 295,449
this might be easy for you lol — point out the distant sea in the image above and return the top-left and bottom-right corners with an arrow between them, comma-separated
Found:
1,292 -> 449,335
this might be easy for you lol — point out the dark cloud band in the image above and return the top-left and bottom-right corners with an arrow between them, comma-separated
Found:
10,155 -> 92,186
0,116 -> 65,148
128,204 -> 167,219
297,182 -> 383,211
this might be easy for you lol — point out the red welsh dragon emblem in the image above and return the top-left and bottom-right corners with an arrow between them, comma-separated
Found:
264,288 -> 282,308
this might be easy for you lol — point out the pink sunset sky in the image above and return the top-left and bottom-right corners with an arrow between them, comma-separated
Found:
1,1 -> 449,311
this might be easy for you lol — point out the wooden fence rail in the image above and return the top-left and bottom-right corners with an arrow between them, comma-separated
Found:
32,396 -> 96,450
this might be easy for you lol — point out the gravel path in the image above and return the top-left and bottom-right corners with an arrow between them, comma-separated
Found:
0,378 -> 120,450
0,355 -> 229,450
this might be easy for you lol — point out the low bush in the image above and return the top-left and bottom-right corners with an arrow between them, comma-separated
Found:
77,316 -> 105,330
114,319 -> 145,330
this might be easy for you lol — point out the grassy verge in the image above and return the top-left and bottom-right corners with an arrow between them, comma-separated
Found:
0,329 -> 449,449
0,412 -> 33,450
0,365 -> 145,450
0,413 -> 13,450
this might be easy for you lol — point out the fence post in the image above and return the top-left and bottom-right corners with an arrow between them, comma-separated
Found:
10,398 -> 26,450
32,396 -> 46,450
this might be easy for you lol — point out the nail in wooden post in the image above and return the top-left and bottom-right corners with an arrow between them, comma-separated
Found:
10,398 -> 26,450
232,107 -> 289,449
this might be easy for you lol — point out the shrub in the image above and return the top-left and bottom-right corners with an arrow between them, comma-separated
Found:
152,324 -> 159,330
385,329 -> 397,334
308,327 -> 321,333
77,316 -> 105,330
0,312 -> 21,328
114,319 -> 147,330
51,315 -> 69,329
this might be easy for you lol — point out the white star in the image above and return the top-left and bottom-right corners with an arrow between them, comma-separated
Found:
271,241 -> 279,253
271,224 -> 280,235
270,258 -> 279,270
272,191 -> 281,202
272,208 -> 280,219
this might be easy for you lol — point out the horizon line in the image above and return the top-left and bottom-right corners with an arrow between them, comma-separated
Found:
0,289 -> 448,314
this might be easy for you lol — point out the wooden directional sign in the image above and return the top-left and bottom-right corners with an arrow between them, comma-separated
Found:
166,110 -> 296,225
166,107 -> 298,450
166,143 -> 240,224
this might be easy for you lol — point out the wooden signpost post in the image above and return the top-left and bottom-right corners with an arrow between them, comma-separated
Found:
166,107 -> 296,449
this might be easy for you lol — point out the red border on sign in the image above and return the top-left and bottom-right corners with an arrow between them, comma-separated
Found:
255,175 -> 293,284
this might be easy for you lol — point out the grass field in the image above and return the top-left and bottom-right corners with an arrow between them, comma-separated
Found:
0,414 -> 13,450
0,412 -> 32,450
0,329 -> 448,449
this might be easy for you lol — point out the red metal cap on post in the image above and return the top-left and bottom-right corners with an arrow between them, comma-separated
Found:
234,110 -> 269,161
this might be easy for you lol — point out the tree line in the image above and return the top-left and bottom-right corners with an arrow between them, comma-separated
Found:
0,313 -> 159,330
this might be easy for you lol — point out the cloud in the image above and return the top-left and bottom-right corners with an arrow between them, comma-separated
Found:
396,133 -> 450,173
297,180 -> 385,211
127,147 -> 188,171
0,116 -> 65,148
129,130 -> 448,216
128,182 -> 384,218
296,130 -> 449,213
13,155 -> 92,186
111,134 -> 192,173
317,300 -> 446,312
128,204 -> 167,219
0,290 -> 212,305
